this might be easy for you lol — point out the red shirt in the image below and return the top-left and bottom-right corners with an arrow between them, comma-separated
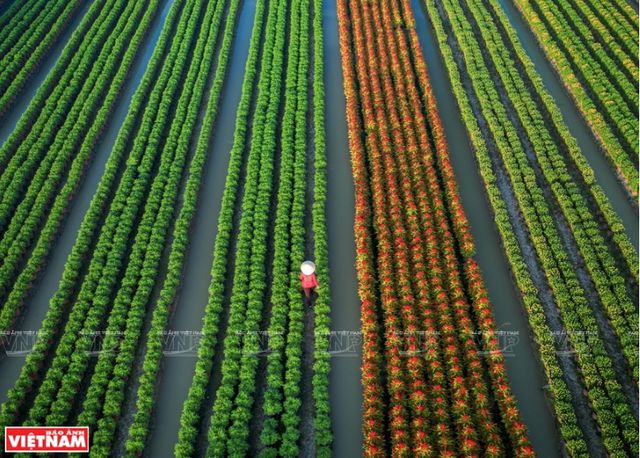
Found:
300,273 -> 318,288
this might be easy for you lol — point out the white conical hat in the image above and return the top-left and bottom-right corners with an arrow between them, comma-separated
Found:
301,261 -> 316,275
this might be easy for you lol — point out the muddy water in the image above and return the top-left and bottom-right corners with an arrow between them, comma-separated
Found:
142,1 -> 257,456
0,0 -> 94,147
0,0 -> 174,405
498,0 -> 638,246
410,0 -> 563,455
323,0 -> 364,457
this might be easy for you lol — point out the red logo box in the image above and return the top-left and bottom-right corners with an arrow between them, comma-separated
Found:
4,427 -> 89,453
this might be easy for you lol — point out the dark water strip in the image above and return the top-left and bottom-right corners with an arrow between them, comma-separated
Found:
410,0 -> 563,455
143,0 -> 257,456
323,1 -> 364,457
0,0 -> 94,147
0,0 -> 174,406
498,0 -> 638,245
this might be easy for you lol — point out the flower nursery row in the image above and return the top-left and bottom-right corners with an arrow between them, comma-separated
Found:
512,0 -> 639,197
424,0 -> 639,454
337,0 -> 537,454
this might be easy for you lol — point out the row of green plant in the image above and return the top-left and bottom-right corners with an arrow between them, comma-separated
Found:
310,0 -> 332,454
0,0 -> 152,310
205,0 -> 289,453
171,0 -> 269,453
432,0 -> 638,454
0,0 -> 55,60
0,0 -> 48,53
277,0 -> 310,454
259,0 -> 305,453
0,0 -> 46,37
512,0 -> 638,197
0,0 -> 137,318
552,0 -> 636,109
580,0 -> 638,57
0,0 -> 180,337
117,0 -> 242,454
467,0 -> 638,378
22,0 -> 200,428
0,0 -> 102,172
0,0 -> 82,115
0,0 -> 132,215
0,0 -> 193,436
423,2 -> 589,454
567,0 -> 637,83
609,0 -> 638,29
483,0 -> 638,284
44,0 -> 229,445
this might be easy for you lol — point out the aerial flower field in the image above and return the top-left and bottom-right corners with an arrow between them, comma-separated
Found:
0,0 -> 637,456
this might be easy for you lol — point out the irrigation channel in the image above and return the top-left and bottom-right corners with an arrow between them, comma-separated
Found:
323,0 -> 364,456
0,0 -> 93,146
0,0 -> 175,403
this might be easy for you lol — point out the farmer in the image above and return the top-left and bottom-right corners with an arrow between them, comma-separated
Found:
300,261 -> 318,305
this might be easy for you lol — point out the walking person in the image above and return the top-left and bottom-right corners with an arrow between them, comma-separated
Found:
300,261 -> 318,306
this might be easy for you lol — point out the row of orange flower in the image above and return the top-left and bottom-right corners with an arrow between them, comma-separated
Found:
336,0 -> 534,455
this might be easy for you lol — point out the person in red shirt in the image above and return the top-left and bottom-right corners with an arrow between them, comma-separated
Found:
300,261 -> 318,305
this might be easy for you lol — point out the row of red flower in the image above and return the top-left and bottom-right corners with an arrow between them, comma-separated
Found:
337,0 -> 534,455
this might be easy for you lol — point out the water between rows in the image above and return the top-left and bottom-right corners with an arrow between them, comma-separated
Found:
497,0 -> 638,248
143,0 -> 256,454
410,0 -> 563,455
322,0 -> 365,456
0,0 -> 175,405
0,0 -> 94,147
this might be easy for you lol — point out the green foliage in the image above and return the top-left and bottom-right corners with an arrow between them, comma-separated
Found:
0,0 -> 83,115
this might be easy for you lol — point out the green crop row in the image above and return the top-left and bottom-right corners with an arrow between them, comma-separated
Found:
480,0 -> 640,284
0,0 -> 197,437
0,0 -> 104,171
426,0 -> 638,455
0,0 -> 45,34
0,0 -> 131,214
0,0 -> 49,54
0,0 -> 158,316
512,0 -> 638,197
0,0 -> 146,328
279,0 -> 310,454
0,0 -> 83,115
466,0 -> 638,378
259,0 -> 304,453
310,0 -> 332,454
171,0 -> 270,454
551,0 -> 636,109
579,0 -> 638,57
56,0 -> 229,442
567,0 -> 638,83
